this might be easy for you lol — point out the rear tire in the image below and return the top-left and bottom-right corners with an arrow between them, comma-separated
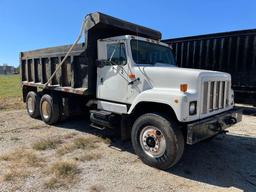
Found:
40,94 -> 61,125
26,91 -> 40,118
131,113 -> 184,170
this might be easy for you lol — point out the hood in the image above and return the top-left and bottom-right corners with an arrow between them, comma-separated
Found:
134,65 -> 230,93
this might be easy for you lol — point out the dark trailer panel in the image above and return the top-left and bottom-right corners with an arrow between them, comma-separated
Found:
163,29 -> 256,106
20,12 -> 161,96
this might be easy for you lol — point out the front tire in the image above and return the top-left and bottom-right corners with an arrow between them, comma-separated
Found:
131,113 -> 184,170
40,94 -> 61,125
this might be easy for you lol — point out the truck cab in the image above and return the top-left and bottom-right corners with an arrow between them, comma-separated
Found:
96,35 -> 234,122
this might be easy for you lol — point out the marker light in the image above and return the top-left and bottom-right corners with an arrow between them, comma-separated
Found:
180,84 -> 188,92
128,73 -> 136,79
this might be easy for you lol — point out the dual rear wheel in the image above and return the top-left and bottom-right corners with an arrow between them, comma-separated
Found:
26,92 -> 61,125
26,91 -> 40,118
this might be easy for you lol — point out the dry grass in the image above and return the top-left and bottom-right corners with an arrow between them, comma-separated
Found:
0,148 -> 42,167
0,96 -> 24,111
10,137 -> 20,141
0,148 -> 42,182
57,136 -> 109,156
0,134 -> 109,188
63,132 -> 78,140
3,166 -> 28,181
89,184 -> 106,192
73,136 -> 101,150
50,160 -> 79,177
32,138 -> 62,151
73,136 -> 111,148
57,143 -> 76,156
75,152 -> 102,162
44,177 -> 62,189
45,160 -> 79,189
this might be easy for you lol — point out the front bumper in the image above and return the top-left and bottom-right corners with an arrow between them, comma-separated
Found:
186,107 -> 242,145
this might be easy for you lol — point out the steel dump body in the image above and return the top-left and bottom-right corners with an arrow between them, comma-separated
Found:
163,29 -> 256,106
21,44 -> 88,94
20,12 -> 161,96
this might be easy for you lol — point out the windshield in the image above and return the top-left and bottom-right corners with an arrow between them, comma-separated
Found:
131,39 -> 176,65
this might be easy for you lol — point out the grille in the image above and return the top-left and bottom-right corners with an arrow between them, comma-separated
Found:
202,80 -> 229,114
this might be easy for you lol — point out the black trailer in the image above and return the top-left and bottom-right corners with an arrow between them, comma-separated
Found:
163,29 -> 256,106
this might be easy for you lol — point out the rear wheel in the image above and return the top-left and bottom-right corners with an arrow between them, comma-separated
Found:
131,113 -> 184,170
40,94 -> 61,125
26,91 -> 40,118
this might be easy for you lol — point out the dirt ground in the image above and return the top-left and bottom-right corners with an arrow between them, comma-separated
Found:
0,97 -> 24,111
0,107 -> 256,192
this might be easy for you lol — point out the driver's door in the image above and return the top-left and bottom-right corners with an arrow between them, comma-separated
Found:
97,41 -> 129,103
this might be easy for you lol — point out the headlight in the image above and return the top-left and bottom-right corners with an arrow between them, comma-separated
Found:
189,101 -> 197,115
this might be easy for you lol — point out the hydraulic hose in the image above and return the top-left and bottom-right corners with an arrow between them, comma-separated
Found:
44,18 -> 86,88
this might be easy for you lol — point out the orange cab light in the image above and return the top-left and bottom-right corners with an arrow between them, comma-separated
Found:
180,84 -> 188,92
128,73 -> 136,79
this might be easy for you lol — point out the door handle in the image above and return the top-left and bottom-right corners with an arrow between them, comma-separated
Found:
100,78 -> 104,83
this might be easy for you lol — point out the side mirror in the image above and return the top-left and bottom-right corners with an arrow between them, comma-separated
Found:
96,60 -> 111,68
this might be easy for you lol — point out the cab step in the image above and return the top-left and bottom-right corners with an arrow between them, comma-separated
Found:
90,110 -> 119,129
90,110 -> 112,121
90,123 -> 106,130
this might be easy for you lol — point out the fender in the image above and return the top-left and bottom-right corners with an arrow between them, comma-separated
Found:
127,88 -> 190,122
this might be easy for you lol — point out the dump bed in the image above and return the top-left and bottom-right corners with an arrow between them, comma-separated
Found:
163,29 -> 256,105
21,12 -> 161,96
21,44 -> 88,94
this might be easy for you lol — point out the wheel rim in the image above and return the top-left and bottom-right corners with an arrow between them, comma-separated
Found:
139,126 -> 166,158
27,97 -> 34,113
41,100 -> 50,119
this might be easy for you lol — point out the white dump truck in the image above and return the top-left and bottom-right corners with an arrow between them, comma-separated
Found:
20,12 -> 242,169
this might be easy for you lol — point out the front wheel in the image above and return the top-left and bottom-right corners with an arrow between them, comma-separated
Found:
131,113 -> 184,170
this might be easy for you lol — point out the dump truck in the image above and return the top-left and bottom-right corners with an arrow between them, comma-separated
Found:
20,12 -> 242,170
163,29 -> 256,106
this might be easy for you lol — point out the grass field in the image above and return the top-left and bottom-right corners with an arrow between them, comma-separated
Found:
0,75 -> 21,98
0,75 -> 24,110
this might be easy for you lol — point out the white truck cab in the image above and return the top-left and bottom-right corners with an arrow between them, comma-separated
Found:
97,35 -> 234,122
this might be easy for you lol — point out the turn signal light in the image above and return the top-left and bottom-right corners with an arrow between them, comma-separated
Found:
180,84 -> 188,92
128,73 -> 136,79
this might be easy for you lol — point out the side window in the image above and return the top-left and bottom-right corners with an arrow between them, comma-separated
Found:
107,43 -> 127,65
